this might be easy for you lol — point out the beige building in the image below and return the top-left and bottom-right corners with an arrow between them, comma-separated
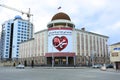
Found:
110,42 -> 120,69
19,12 -> 109,66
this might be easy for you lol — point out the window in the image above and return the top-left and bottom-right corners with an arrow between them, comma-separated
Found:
7,28 -> 10,30
17,33 -> 20,35
18,24 -> 21,26
6,43 -> 9,45
5,55 -> 8,57
18,30 -> 20,32
18,27 -> 20,29
6,52 -> 8,54
8,23 -> 10,25
7,40 -> 9,42
6,49 -> 8,51
18,21 -> 21,23
24,37 -> 26,39
17,48 -> 19,50
17,36 -> 20,38
17,39 -> 20,41
7,34 -> 9,36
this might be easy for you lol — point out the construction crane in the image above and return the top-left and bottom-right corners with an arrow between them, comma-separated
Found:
0,4 -> 33,21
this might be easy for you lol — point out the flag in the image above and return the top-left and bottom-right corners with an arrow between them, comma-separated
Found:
58,6 -> 61,10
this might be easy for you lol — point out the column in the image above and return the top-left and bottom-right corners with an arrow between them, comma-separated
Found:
66,56 -> 68,65
74,56 -> 76,66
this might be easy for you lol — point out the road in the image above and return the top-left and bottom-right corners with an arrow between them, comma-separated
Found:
0,67 -> 120,80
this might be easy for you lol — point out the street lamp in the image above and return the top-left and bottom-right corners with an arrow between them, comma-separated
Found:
91,51 -> 95,66
52,45 -> 54,68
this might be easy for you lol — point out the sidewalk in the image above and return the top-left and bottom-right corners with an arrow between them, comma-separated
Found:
106,68 -> 120,73
25,66 -> 89,69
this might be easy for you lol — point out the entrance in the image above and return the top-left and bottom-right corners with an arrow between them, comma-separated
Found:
54,57 -> 66,65
47,57 -> 74,66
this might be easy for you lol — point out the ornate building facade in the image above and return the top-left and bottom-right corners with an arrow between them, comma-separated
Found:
19,12 -> 109,66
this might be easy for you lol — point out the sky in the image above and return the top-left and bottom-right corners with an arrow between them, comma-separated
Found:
0,0 -> 120,45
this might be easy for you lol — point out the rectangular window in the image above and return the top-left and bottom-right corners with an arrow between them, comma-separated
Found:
18,21 -> 21,23
5,55 -> 8,57
6,40 -> 9,42
6,52 -> 8,54
7,37 -> 9,39
17,42 -> 20,44
17,39 -> 20,41
6,43 -> 9,45
17,36 -> 20,38
6,49 -> 8,51
18,24 -> 21,26
17,33 -> 20,35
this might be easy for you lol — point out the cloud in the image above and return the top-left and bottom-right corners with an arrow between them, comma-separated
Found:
0,0 -> 120,44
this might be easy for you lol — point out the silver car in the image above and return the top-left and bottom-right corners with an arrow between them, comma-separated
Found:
16,64 -> 25,69
92,64 -> 102,68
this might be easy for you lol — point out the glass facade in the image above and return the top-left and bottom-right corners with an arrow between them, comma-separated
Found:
0,16 -> 33,60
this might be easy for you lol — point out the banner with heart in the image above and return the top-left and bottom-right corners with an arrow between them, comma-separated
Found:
53,36 -> 68,51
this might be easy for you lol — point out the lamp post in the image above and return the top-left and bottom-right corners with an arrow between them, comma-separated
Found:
91,51 -> 95,66
52,53 -> 54,67
51,44 -> 54,68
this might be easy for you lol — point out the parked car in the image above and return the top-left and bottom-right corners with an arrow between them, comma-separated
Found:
106,64 -> 113,68
92,64 -> 102,68
16,64 -> 25,69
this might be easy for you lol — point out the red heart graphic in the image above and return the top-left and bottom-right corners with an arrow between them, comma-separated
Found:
53,36 -> 68,51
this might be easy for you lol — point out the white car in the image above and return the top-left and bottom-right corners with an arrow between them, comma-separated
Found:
16,64 -> 25,69
92,64 -> 102,68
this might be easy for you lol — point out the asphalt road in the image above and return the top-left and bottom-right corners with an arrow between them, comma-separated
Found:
0,67 -> 120,80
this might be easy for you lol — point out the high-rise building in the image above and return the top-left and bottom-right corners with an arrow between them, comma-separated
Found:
0,15 -> 33,60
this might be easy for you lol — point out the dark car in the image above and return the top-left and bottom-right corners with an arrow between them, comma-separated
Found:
106,64 -> 113,68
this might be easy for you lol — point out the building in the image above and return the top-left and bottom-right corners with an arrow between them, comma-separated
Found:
19,12 -> 109,66
110,42 -> 120,69
0,15 -> 33,61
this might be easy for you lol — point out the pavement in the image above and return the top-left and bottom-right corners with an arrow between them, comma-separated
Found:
0,66 -> 120,80
24,66 -> 120,72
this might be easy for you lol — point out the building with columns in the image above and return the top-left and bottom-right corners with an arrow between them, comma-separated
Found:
19,12 -> 109,66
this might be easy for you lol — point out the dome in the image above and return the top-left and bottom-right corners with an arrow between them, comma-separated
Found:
14,15 -> 22,19
51,12 -> 71,21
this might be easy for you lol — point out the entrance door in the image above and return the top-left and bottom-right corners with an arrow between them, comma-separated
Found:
47,57 -> 74,66
54,57 -> 66,66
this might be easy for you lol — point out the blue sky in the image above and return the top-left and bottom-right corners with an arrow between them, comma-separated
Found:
0,0 -> 120,45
